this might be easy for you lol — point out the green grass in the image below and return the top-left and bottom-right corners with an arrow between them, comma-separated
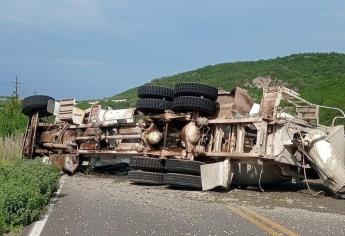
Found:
107,52 -> 345,125
0,134 -> 22,165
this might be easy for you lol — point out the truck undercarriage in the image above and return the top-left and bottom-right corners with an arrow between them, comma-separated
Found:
21,82 -> 345,197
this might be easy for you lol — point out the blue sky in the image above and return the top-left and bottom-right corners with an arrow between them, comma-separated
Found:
0,0 -> 344,100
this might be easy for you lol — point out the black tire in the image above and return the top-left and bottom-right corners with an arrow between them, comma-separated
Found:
128,170 -> 165,185
138,85 -> 174,101
130,157 -> 165,171
165,159 -> 204,175
164,173 -> 202,189
22,95 -> 54,117
172,96 -> 217,115
174,82 -> 218,101
136,98 -> 172,113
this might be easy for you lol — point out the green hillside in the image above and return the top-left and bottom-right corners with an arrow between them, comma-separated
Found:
109,53 -> 345,125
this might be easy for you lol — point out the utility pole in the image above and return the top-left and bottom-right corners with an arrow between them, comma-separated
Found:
13,75 -> 21,98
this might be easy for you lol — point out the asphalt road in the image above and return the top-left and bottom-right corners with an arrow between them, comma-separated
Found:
23,174 -> 345,236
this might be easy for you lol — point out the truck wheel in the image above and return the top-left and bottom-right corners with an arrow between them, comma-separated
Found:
128,170 -> 165,185
138,85 -> 174,101
172,96 -> 217,115
22,95 -> 54,117
174,82 -> 218,101
164,173 -> 202,189
136,98 -> 172,113
130,157 -> 165,171
165,159 -> 204,175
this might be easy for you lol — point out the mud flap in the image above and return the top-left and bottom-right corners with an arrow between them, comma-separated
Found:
200,159 -> 233,191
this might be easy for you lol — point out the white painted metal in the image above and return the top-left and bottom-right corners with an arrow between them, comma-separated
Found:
98,108 -> 135,124
201,160 -> 232,191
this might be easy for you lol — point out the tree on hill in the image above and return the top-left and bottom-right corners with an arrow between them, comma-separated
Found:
112,53 -> 345,125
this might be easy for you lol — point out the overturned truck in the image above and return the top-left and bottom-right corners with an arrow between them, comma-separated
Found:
22,82 -> 345,197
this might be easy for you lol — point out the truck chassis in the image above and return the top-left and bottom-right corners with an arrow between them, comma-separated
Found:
22,81 -> 345,197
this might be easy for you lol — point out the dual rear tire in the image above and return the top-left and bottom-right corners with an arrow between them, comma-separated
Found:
174,82 -> 218,101
136,98 -> 172,113
129,157 -> 203,190
128,157 -> 166,185
128,170 -> 165,185
136,82 -> 218,116
136,85 -> 174,114
164,159 -> 203,189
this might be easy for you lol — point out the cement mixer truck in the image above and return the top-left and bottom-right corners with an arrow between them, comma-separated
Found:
21,82 -> 345,197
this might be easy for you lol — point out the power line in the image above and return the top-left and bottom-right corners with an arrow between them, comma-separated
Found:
12,75 -> 21,98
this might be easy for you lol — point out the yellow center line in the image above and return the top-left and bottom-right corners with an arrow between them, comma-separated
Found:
227,206 -> 281,236
226,205 -> 300,236
243,207 -> 300,236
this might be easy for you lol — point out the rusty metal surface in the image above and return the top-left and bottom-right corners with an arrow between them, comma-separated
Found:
22,113 -> 39,158
80,142 -> 99,150
49,154 -> 79,173
232,87 -> 254,115
75,134 -> 141,141
208,117 -> 262,124
215,88 -> 254,119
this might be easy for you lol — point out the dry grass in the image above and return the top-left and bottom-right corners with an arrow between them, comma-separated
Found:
0,134 -> 22,164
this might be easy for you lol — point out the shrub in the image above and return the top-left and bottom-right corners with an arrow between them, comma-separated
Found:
0,98 -> 27,137
0,160 -> 60,234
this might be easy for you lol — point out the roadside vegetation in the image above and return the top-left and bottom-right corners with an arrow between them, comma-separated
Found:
0,98 -> 27,136
0,98 -> 60,235
0,160 -> 60,234
0,135 -> 22,165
